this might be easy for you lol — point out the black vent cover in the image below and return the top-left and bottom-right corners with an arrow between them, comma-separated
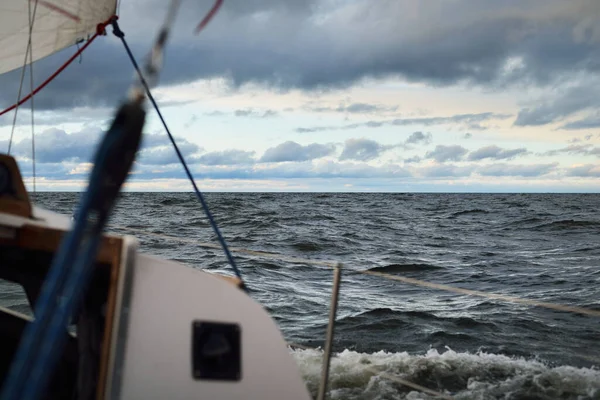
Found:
192,321 -> 241,381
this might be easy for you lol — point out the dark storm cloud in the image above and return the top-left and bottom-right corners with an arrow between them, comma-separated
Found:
260,141 -> 335,162
1,0 -> 598,110
467,145 -> 528,161
425,145 -> 469,162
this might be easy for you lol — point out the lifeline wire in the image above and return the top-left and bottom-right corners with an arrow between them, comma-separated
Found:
111,225 -> 600,318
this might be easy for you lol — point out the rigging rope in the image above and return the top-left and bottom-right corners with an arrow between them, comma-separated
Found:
110,3 -> 246,289
0,17 -> 115,118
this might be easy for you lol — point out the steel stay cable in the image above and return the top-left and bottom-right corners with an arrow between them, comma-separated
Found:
7,0 -> 39,154
28,0 -> 38,196
111,0 -> 246,288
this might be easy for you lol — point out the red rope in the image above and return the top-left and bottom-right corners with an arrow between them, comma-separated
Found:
1,0 -> 224,119
195,0 -> 224,34
0,16 -> 117,117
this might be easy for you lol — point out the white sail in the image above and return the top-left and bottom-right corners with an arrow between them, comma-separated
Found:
0,0 -> 117,75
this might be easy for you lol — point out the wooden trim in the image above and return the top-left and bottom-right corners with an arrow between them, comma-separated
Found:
0,155 -> 32,218
96,239 -> 124,400
213,273 -> 243,288
0,224 -> 121,265
0,220 -> 125,400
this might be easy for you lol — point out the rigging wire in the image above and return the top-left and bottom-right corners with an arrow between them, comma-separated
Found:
7,0 -> 39,154
111,0 -> 246,289
28,0 -> 38,195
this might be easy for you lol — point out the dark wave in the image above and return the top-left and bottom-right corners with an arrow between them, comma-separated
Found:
509,217 -> 544,226
533,219 -> 600,230
159,198 -> 190,206
369,263 -> 443,273
336,309 -> 497,338
291,241 -> 328,252
453,316 -> 497,329
449,209 -> 490,218
427,330 -> 474,341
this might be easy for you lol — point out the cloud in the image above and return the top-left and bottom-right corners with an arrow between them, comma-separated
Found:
463,133 -> 473,139
130,160 -> 411,180
566,164 -> 600,177
477,163 -> 558,177
197,150 -> 256,165
137,134 -> 201,165
425,145 -> 468,162
233,108 -> 278,118
5,127 -> 102,163
541,143 -> 600,157
419,164 -> 474,177
0,107 -> 113,128
296,112 -> 510,133
568,134 -> 597,142
2,127 -> 203,166
339,138 -> 397,161
467,145 -> 528,160
560,113 -> 600,130
3,0 -> 598,110
133,0 -> 600,91
405,131 -> 432,145
206,110 -> 226,116
305,102 -> 398,114
403,156 -> 421,163
515,81 -> 600,126
260,141 -> 335,162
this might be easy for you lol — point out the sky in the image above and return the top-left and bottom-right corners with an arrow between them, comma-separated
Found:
1,0 -> 600,192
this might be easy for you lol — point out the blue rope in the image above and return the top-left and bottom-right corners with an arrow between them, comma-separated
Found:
1,121 -> 128,400
21,234 -> 103,400
114,27 -> 246,289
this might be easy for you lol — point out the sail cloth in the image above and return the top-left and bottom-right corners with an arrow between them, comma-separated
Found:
0,0 -> 117,75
